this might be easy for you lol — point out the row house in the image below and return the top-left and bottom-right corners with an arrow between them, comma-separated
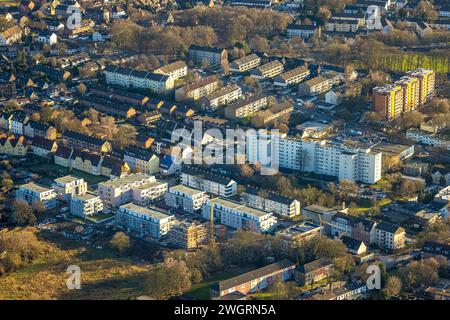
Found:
164,184 -> 209,214
431,167 -> 450,186
325,18 -> 359,33
298,74 -> 340,96
211,259 -> 295,298
250,60 -> 284,79
89,85 -> 150,106
0,135 -> 28,156
16,182 -> 57,210
180,166 -> 237,198
175,76 -> 221,102
251,102 -> 294,127
98,173 -> 167,207
406,129 -> 449,150
242,186 -> 300,218
201,198 -> 277,234
24,120 -> 57,140
229,54 -> 261,73
116,203 -> 175,239
421,241 -> 449,268
295,258 -> 333,286
62,130 -> 112,153
273,65 -> 311,87
71,149 -> 103,176
31,136 -> 57,158
78,96 -> 137,119
199,84 -> 242,110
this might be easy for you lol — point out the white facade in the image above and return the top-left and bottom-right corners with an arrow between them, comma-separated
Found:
116,203 -> 175,239
165,185 -> 209,214
70,192 -> 104,217
16,182 -> 57,210
406,129 -> 450,150
202,198 -> 277,234
53,175 -> 88,201
246,132 -> 382,184
98,173 -> 167,207
180,168 -> 238,198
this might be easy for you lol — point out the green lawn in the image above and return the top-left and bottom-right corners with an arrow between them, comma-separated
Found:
86,213 -> 116,222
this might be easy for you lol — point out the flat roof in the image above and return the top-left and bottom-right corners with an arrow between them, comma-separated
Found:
120,203 -> 172,220
100,173 -> 153,188
20,182 -> 52,193
54,175 -> 83,184
72,192 -> 100,201
133,180 -> 167,190
170,184 -> 205,196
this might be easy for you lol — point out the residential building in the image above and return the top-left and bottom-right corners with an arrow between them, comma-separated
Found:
422,241 -> 449,268
168,220 -> 208,249
16,182 -> 57,210
210,260 -> 295,298
116,203 -> 175,239
298,75 -> 336,96
153,61 -> 188,80
251,102 -> 294,127
273,65 -> 310,87
98,173 -> 167,207
202,198 -> 277,234
276,222 -> 322,252
199,84 -> 242,110
224,94 -> 268,119
54,145 -> 73,168
331,212 -> 378,245
71,150 -> 103,176
53,175 -> 88,201
0,135 -> 28,156
406,128 -> 450,150
375,222 -> 406,250
396,76 -> 420,112
306,280 -> 368,300
229,0 -> 273,8
246,132 -> 382,184
325,18 -> 359,33
37,31 -> 57,45
103,65 -> 174,93
295,258 -> 333,285
70,192 -> 104,217
10,112 -> 29,135
302,205 -> 337,234
123,147 -> 160,175
165,185 -> 209,214
431,167 -> 450,186
180,166 -> 237,197
63,130 -> 111,153
242,186 -> 300,217
24,120 -> 57,140
188,45 -> 228,66
0,26 -> 22,46
175,76 -> 221,101
286,24 -> 318,39
251,60 -> 284,79
31,136 -> 57,158
341,235 -> 367,255
229,54 -> 261,72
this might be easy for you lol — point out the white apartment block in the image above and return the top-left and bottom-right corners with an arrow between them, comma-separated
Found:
243,187 -> 300,218
70,192 -> 104,217
123,148 -> 160,175
175,76 -> 220,101
116,203 -> 175,239
375,222 -> 406,250
224,94 -> 268,119
180,167 -> 238,198
251,60 -> 284,79
406,129 -> 450,150
103,65 -> 174,93
98,173 -> 168,207
165,184 -> 209,214
201,198 -> 277,234
153,61 -> 188,81
16,182 -> 57,210
53,175 -> 88,201
246,132 -> 382,184
229,54 -> 261,72
200,84 -> 242,110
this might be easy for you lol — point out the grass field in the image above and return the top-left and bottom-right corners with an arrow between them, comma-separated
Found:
0,231 -> 152,300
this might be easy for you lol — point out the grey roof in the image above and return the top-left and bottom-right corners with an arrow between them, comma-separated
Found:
297,258 -> 333,274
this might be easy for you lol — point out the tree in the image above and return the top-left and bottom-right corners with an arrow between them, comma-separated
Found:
10,200 -> 36,226
32,200 -> 46,215
113,124 -> 136,148
267,276 -> 291,299
77,83 -> 87,95
145,257 -> 192,298
384,276 -> 402,299
110,232 -> 131,254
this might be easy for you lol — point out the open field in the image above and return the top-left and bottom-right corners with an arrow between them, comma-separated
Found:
0,231 -> 152,300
